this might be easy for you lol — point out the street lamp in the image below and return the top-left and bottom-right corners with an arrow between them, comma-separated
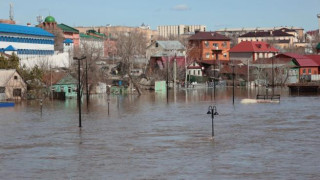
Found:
231,63 -> 235,105
206,105 -> 219,138
73,55 -> 86,128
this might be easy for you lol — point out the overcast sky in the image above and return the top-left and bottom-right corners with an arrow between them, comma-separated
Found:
0,0 -> 319,31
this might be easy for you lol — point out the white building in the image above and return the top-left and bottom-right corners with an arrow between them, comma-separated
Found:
157,25 -> 206,38
80,33 -> 104,58
0,23 -> 71,69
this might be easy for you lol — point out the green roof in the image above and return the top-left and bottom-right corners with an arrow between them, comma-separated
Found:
316,43 -> 320,50
45,16 -> 56,23
56,74 -> 77,85
57,24 -> 79,33
80,33 -> 103,40
87,30 -> 106,38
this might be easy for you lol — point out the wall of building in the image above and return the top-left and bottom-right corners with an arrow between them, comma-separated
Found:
20,52 -> 71,69
300,67 -> 318,75
201,40 -> 230,61
4,71 -> 27,100
158,25 -> 206,37
230,52 -> 253,63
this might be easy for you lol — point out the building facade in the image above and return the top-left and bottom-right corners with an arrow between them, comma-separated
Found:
188,31 -> 230,64
0,69 -> 27,100
157,25 -> 206,38
0,23 -> 56,68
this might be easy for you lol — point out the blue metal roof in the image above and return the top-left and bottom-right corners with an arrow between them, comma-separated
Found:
4,45 -> 17,51
0,23 -> 54,37
63,38 -> 73,43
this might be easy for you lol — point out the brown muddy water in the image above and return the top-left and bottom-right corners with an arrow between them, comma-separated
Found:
0,87 -> 319,179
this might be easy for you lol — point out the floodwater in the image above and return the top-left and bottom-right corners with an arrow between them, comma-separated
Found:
0,87 -> 319,179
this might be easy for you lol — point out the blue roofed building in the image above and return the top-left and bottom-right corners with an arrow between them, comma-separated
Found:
0,23 -> 55,68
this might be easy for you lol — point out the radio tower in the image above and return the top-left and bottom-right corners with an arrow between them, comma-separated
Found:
9,3 -> 14,21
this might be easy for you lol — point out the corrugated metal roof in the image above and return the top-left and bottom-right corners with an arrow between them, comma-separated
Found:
58,24 -> 79,33
0,23 -> 54,37
189,32 -> 230,41
276,53 -> 318,67
80,33 -> 102,40
156,41 -> 185,50
0,69 -> 16,86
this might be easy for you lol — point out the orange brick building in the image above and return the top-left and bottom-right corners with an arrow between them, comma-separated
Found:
188,31 -> 230,65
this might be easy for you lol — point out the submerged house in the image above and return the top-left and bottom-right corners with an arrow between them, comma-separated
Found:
43,72 -> 78,99
0,69 -> 27,100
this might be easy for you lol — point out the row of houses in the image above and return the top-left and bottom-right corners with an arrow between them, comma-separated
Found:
146,31 -> 320,86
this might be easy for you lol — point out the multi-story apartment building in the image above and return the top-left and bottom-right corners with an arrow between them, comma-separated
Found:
158,25 -> 206,38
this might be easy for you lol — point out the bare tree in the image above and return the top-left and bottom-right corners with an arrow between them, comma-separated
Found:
116,31 -> 147,95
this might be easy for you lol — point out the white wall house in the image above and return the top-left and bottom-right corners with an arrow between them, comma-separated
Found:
0,23 -> 71,69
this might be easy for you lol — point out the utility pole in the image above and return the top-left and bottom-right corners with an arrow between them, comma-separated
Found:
232,64 -> 235,105
73,56 -> 86,128
166,55 -> 169,102
86,59 -> 89,106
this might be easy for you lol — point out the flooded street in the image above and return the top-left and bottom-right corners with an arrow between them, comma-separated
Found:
0,87 -> 319,179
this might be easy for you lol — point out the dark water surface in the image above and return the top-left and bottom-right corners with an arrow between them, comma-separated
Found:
0,87 -> 319,179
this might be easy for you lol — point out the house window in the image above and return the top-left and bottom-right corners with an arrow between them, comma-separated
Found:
303,69 -> 306,74
223,53 -> 227,58
14,76 -> 18,80
193,70 -> 196,75
213,43 -> 218,48
198,70 -> 201,75
61,86 -> 65,92
205,53 -> 210,58
68,87 -> 72,93
204,41 -> 209,47
13,89 -> 21,97
0,87 -> 5,93
308,69 -> 311,74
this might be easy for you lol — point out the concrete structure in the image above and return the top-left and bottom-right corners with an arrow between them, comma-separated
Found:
0,69 -> 27,100
229,41 -> 279,63
157,25 -> 206,38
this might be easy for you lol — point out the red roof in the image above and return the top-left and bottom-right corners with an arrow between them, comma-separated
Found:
305,55 -> 320,66
229,41 -> 279,53
189,32 -> 230,41
276,53 -> 318,67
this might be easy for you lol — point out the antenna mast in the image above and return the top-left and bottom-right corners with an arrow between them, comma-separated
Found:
9,3 -> 14,21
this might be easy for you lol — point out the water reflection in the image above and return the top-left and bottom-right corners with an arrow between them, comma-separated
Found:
0,87 -> 319,179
